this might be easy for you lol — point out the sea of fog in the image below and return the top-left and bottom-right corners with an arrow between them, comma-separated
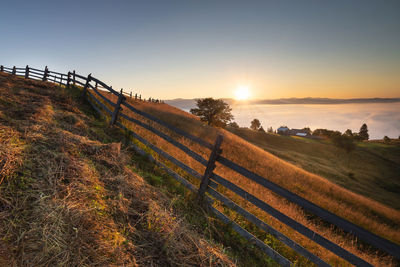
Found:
176,102 -> 400,140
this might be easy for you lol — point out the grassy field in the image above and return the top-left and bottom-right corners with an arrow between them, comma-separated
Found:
97,90 -> 400,266
227,127 -> 400,209
0,73 -> 255,266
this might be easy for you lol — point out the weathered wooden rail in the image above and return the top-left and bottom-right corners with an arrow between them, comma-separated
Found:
1,64 -> 399,266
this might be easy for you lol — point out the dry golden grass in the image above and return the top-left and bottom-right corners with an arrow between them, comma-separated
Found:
0,73 -> 236,267
228,127 -> 400,209
95,91 -> 400,266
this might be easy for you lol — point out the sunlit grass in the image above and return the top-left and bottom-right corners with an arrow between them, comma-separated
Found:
228,127 -> 400,209
92,90 -> 399,266
0,73 -> 237,266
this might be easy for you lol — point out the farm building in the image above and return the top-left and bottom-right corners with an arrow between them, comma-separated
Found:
294,132 -> 307,137
277,126 -> 289,135
289,128 -> 309,136
277,127 -> 312,138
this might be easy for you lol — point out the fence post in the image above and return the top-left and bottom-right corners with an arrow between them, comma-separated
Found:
25,65 -> 29,79
82,73 -> 91,99
95,81 -> 98,89
59,75 -> 63,86
67,72 -> 71,87
42,66 -> 48,81
110,89 -> 126,125
130,92 -> 132,98
12,66 -> 16,75
73,70 -> 76,85
198,135 -> 223,199
0,65 -> 3,72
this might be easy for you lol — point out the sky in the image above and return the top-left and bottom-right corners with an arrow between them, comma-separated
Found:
1,0 -> 399,100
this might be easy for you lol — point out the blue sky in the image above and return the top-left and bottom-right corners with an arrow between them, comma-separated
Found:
1,0 -> 399,99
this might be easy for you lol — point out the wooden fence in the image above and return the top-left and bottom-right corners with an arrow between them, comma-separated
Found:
1,64 -> 399,266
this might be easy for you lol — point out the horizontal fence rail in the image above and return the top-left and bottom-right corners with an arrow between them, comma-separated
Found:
216,156 -> 400,258
210,173 -> 373,266
1,64 -> 399,267
122,100 -> 214,149
119,111 -> 209,166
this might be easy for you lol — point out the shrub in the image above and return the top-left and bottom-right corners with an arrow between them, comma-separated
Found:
332,135 -> 356,154
228,121 -> 239,129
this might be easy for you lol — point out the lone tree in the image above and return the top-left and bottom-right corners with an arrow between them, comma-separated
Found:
250,119 -> 261,130
190,98 -> 233,127
333,135 -> 356,154
333,134 -> 356,166
259,126 -> 265,132
358,123 -> 369,141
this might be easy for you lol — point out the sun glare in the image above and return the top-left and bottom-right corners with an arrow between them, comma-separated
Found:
234,86 -> 250,100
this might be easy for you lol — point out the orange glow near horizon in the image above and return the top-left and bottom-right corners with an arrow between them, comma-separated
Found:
234,86 -> 251,100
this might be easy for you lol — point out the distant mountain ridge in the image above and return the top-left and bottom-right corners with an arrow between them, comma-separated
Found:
249,97 -> 400,105
166,97 -> 400,109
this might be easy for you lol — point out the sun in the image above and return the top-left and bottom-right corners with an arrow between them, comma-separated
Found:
234,86 -> 250,100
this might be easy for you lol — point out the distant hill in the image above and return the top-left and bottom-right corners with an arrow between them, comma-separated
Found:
250,97 -> 400,105
166,97 -> 400,110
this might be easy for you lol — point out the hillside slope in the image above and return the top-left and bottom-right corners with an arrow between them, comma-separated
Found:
0,73 -> 238,266
104,93 -> 400,266
227,127 -> 400,209
2,72 -> 399,266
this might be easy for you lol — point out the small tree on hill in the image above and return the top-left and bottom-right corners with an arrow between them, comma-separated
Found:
228,121 -> 239,129
190,98 -> 233,127
267,126 -> 273,133
383,136 -> 391,143
333,135 -> 356,154
344,129 -> 353,137
250,119 -> 261,131
333,134 -> 356,166
259,126 -> 265,132
313,128 -> 341,139
358,123 -> 369,140
303,127 -> 312,135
